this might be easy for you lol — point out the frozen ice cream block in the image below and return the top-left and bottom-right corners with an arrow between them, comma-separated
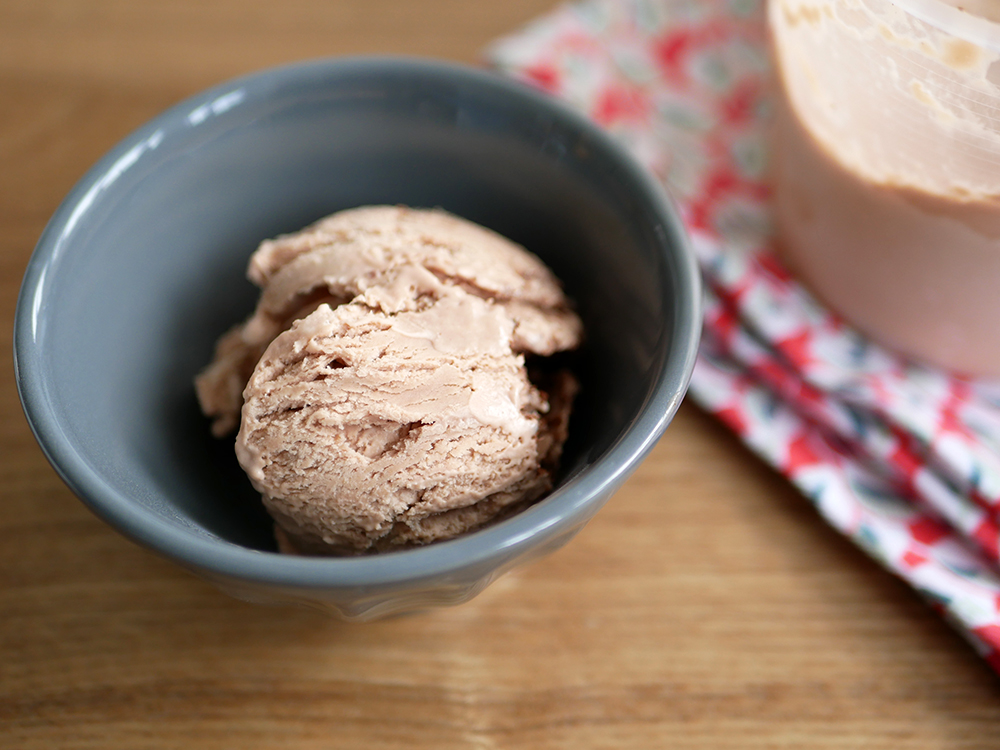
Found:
768,0 -> 1000,373
195,206 -> 582,554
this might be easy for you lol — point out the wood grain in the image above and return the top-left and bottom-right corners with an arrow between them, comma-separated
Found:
3,1 -> 1000,748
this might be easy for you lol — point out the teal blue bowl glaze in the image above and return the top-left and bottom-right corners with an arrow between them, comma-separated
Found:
14,57 -> 700,619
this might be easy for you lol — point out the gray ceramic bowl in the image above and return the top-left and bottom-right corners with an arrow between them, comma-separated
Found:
14,57 -> 700,619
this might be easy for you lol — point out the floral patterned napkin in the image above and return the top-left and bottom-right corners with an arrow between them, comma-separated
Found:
489,0 -> 1000,673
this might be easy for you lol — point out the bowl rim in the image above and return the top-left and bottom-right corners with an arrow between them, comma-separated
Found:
14,54 -> 701,590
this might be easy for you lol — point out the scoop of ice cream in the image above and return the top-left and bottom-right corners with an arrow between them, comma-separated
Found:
195,205 -> 582,554
196,205 -> 581,437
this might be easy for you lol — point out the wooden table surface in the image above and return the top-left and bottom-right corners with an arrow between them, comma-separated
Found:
4,1 -> 1000,748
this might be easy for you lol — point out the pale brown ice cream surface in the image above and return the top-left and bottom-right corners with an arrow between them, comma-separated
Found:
195,206 -> 582,554
768,0 -> 1000,374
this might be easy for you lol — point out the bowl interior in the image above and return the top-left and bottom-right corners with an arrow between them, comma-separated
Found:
19,58 -> 694,559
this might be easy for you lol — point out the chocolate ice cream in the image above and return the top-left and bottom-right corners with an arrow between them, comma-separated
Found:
196,206 -> 582,554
